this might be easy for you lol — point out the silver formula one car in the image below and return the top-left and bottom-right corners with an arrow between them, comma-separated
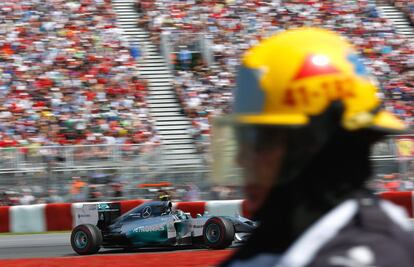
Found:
71,200 -> 256,255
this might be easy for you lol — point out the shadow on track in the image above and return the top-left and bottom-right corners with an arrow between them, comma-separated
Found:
64,245 -> 212,257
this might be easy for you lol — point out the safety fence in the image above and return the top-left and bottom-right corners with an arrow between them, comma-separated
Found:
0,144 -> 163,174
0,135 -> 412,175
370,134 -> 414,177
0,136 -> 412,205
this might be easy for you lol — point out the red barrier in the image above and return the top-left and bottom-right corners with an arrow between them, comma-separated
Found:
176,202 -> 206,218
1,193 -> 413,234
380,191 -> 413,217
241,200 -> 252,219
119,199 -> 147,214
45,203 -> 73,231
0,206 -> 10,233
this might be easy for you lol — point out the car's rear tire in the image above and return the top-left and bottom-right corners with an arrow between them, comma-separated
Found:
71,224 -> 102,255
203,217 -> 235,249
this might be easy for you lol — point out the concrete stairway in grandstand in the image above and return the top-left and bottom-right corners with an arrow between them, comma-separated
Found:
111,0 -> 203,167
375,0 -> 414,40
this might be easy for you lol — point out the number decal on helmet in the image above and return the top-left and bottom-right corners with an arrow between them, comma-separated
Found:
283,77 -> 356,109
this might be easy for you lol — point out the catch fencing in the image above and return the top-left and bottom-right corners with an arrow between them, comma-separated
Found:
0,135 -> 412,202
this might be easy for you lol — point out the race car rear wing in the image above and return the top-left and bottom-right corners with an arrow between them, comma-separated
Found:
74,203 -> 121,230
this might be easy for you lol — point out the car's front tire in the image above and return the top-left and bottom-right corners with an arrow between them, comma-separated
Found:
203,217 -> 235,249
71,224 -> 102,255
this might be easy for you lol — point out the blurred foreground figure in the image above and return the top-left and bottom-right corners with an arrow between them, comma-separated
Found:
218,28 -> 414,267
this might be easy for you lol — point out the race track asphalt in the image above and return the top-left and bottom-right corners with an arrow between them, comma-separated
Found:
0,233 -> 74,259
0,233 -> 217,259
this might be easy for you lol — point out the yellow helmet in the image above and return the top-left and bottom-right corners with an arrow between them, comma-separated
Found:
229,27 -> 406,132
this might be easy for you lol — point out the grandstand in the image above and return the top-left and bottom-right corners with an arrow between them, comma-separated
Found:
111,0 -> 204,168
122,0 -> 414,156
0,0 -> 413,204
386,0 -> 414,27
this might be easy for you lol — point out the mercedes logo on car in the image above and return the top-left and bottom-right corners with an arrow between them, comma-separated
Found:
142,206 -> 152,218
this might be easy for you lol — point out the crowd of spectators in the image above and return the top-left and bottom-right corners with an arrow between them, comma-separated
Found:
0,186 -> 65,206
0,0 -> 160,152
136,0 -> 414,153
390,0 -> 414,24
0,0 -> 412,158
0,176 -> 205,206
0,173 -> 127,206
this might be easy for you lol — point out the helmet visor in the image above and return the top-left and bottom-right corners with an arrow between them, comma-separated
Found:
211,119 -> 289,213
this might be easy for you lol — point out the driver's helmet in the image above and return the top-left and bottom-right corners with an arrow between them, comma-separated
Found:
157,190 -> 171,202
160,201 -> 172,215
